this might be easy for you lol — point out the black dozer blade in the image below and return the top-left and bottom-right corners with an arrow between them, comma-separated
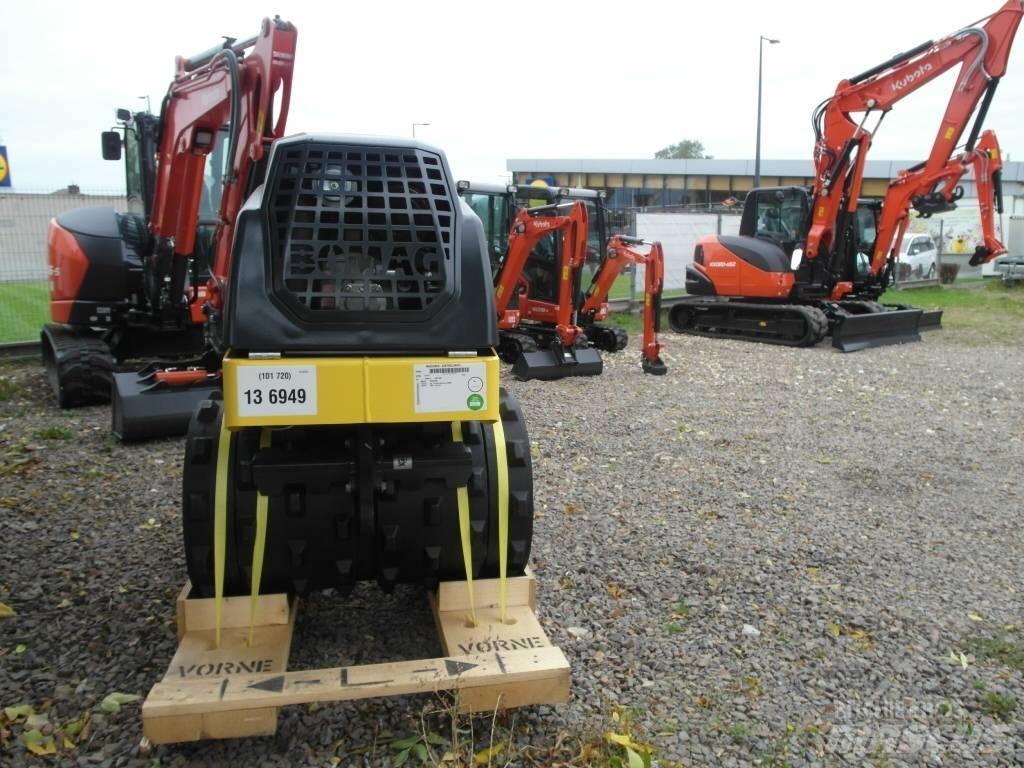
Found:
880,303 -> 943,331
831,307 -> 923,352
918,309 -> 943,331
112,371 -> 220,441
510,347 -> 603,381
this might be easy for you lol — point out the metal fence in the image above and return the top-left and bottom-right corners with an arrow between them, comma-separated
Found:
0,193 -> 988,345
610,209 -> 742,303
0,188 -> 126,344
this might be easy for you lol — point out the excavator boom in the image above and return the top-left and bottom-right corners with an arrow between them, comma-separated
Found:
114,18 -> 297,439
807,0 -> 1022,274
580,235 -> 667,375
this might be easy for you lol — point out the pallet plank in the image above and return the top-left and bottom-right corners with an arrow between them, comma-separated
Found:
434,605 -> 549,658
435,574 -> 536,613
143,647 -> 569,718
144,578 -> 568,744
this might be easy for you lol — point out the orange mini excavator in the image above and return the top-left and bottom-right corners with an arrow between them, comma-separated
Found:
670,1 -> 1020,351
492,199 -> 604,380
459,182 -> 666,379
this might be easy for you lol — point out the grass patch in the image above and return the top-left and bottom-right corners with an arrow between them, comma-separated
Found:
0,281 -> 49,344
0,378 -> 24,401
981,691 -> 1017,722
962,631 -> 1024,673
36,426 -> 72,440
604,309 -> 649,335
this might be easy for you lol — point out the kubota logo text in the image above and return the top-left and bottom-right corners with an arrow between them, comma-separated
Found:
891,63 -> 932,92
708,261 -> 736,268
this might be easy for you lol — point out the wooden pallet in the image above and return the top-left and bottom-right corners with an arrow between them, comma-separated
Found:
141,575 -> 569,745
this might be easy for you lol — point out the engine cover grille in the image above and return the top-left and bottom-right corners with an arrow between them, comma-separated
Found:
268,142 -> 455,317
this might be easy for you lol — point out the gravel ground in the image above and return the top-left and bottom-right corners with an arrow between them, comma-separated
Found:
1,328 -> 1023,767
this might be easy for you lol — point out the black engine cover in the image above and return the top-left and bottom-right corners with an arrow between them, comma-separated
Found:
220,135 -> 497,355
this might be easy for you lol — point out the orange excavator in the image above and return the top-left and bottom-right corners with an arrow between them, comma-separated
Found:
43,18 -> 296,437
670,1 -> 1020,351
459,182 -> 666,379
492,199 -> 604,380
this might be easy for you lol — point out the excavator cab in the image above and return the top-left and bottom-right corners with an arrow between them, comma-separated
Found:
740,186 -> 810,256
460,181 -> 515,269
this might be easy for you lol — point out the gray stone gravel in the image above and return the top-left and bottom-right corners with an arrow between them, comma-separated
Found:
1,328 -> 1023,766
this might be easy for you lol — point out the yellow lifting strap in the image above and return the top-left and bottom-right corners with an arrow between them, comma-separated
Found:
247,429 -> 272,647
213,416 -> 232,649
491,418 -> 510,624
450,421 -> 476,627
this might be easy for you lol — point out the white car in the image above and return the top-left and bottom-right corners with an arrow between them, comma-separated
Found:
898,234 -> 938,279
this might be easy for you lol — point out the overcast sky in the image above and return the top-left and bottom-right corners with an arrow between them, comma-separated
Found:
2,1 -> 1022,192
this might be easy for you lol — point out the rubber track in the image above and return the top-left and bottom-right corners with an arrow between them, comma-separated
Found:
41,325 -> 114,408
497,331 -> 539,363
669,300 -> 829,347
181,396 -> 245,598
588,324 -> 629,352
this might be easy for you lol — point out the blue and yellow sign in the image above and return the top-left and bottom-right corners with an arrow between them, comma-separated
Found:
0,146 -> 11,187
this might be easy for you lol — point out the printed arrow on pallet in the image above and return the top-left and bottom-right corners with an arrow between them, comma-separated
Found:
143,647 -> 569,718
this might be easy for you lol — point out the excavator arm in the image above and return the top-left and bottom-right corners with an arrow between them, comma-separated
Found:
109,19 -> 296,440
147,17 -> 296,316
806,1 -> 1022,268
874,129 -> 1006,281
580,236 -> 667,374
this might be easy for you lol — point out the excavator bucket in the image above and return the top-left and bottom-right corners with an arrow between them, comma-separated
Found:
830,306 -> 923,352
112,370 -> 220,441
510,347 -> 603,381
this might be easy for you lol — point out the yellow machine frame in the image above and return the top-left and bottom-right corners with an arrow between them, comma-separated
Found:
222,351 -> 501,429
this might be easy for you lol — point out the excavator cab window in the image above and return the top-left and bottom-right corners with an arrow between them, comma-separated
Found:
757,193 -> 804,240
123,125 -> 145,216
843,201 -> 880,282
854,204 -> 878,278
524,227 -> 559,303
190,127 -> 230,279
580,199 -> 606,263
741,187 -> 809,254
463,192 -> 511,270
199,129 -> 229,224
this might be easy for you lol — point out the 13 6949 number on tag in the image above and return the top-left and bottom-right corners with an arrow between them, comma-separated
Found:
236,366 -> 317,417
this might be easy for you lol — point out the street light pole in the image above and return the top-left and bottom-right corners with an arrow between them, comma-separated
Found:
412,122 -> 430,138
754,36 -> 779,189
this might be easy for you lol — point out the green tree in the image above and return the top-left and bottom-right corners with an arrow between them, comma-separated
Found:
654,139 -> 711,159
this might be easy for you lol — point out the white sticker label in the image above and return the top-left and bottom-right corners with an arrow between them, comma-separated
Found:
414,362 -> 487,413
236,365 -> 317,417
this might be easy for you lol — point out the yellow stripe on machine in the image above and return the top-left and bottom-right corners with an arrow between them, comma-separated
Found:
213,419 -> 232,649
492,417 -> 510,624
451,421 -> 477,627
247,428 -> 272,647
223,352 -> 501,429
